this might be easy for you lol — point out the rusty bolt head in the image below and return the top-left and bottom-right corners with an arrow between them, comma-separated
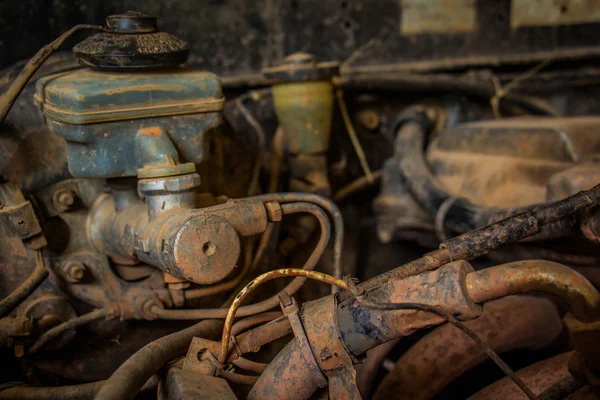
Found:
265,201 -> 283,222
357,109 -> 380,131
62,261 -> 86,282
53,188 -> 77,212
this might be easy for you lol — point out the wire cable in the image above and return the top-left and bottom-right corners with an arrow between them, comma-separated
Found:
0,24 -> 103,124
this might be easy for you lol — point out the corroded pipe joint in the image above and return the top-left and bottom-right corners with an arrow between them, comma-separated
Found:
138,173 -> 200,220
386,260 -> 483,320
465,260 -> 600,322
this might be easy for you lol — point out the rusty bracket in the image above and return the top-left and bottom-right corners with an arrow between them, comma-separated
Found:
182,336 -> 222,376
0,181 -> 46,249
278,291 -> 327,388
301,295 -> 363,400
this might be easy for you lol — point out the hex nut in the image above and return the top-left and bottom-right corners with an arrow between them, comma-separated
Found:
53,188 -> 77,212
62,261 -> 86,283
357,109 -> 380,131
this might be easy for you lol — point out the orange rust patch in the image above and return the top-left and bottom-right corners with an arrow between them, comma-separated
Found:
139,126 -> 163,136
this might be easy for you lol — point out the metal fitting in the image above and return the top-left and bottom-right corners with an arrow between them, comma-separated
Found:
52,188 -> 77,212
357,109 -> 380,131
265,201 -> 283,222
62,260 -> 86,283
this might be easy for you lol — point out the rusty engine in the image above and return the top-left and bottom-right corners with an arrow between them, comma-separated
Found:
2,4 -> 600,400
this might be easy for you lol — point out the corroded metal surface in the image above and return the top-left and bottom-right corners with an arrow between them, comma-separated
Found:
372,295 -> 563,400
466,260 -> 600,321
469,352 -> 573,400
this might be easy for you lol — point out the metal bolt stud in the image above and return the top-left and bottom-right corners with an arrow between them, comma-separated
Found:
63,261 -> 86,283
53,188 -> 77,212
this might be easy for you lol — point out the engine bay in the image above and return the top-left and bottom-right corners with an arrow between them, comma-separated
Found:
2,4 -> 600,399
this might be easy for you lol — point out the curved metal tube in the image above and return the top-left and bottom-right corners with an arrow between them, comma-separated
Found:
466,260 -> 600,321
372,295 -> 563,400
0,250 -> 47,318
469,352 -> 573,400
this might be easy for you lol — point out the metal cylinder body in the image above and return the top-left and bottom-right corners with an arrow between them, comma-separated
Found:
88,189 -> 268,284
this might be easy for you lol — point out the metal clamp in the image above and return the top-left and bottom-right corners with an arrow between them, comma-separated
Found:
279,291 -> 327,388
280,292 -> 362,399
302,295 -> 362,400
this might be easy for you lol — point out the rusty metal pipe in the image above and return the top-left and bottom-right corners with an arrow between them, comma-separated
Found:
94,319 -> 223,400
249,263 -> 478,399
372,295 -> 563,400
231,311 -> 282,336
469,352 -> 573,400
466,260 -> 600,321
252,193 -> 344,288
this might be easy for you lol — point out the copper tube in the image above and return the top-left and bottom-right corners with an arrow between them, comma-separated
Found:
231,311 -> 283,336
466,260 -> 600,321
469,352 -> 573,400
151,201 -> 331,320
372,295 -> 563,400
219,268 -> 349,365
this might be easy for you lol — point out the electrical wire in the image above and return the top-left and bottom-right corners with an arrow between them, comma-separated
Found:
355,297 -> 539,400
28,308 -> 108,355
0,24 -> 103,124
218,268 -> 349,365
0,250 -> 48,318
333,169 -> 383,202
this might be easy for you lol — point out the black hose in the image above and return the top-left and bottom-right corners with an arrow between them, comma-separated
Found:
0,251 -> 48,318
94,319 -> 223,400
393,113 -> 580,240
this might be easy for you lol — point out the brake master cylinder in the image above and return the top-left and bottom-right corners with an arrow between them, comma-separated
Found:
34,11 -> 223,179
32,12 -> 272,285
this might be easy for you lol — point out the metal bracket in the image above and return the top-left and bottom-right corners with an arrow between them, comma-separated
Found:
279,291 -> 327,388
302,295 -> 362,400
0,181 -> 46,249
280,292 -> 362,399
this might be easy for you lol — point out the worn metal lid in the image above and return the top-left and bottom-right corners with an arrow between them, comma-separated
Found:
73,11 -> 190,70
34,68 -> 224,124
263,52 -> 339,83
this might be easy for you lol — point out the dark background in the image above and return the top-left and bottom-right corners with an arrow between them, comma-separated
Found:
2,0 -> 600,75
